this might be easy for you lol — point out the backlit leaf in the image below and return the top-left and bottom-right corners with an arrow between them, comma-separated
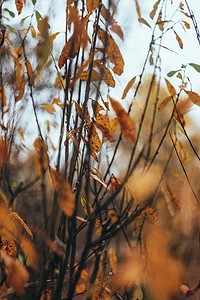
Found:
165,78 -> 176,96
82,135 -> 98,162
184,90 -> 200,106
75,281 -> 86,293
93,60 -> 115,87
109,248 -> 117,274
122,76 -> 136,99
150,0 -> 161,19
177,140 -> 188,164
41,103 -> 56,114
50,169 -> 75,217
109,96 -> 136,143
30,25 -> 36,38
87,124 -> 101,153
21,237 -> 39,272
11,212 -> 33,239
33,137 -> 49,175
103,118 -> 118,143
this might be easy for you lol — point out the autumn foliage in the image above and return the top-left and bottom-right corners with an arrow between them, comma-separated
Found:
0,0 -> 200,299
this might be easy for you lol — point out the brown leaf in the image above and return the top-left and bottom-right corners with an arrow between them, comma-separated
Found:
80,69 -> 101,81
184,90 -> 200,106
157,12 -> 164,31
150,0 -> 161,19
86,0 -> 99,13
1,251 -> 29,294
122,76 -> 136,99
0,86 -> 7,107
174,30 -> 183,49
109,248 -> 117,274
82,135 -> 98,162
101,4 -> 124,40
33,137 -> 49,175
96,26 -> 124,75
15,0 -> 24,15
158,96 -> 173,111
50,169 -> 75,217
26,59 -> 35,87
93,60 -> 115,87
87,124 -> 101,153
58,36 -> 78,69
135,0 -> 141,19
109,96 -> 136,143
165,78 -> 176,96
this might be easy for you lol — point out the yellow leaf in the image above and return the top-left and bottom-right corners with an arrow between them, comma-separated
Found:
158,95 -> 172,111
86,0 -> 99,12
26,59 -> 35,87
109,248 -> 117,274
93,60 -> 115,87
1,238 -> 17,257
49,32 -> 60,43
17,128 -> 25,141
11,212 -> 33,240
81,269 -> 88,282
109,97 -> 136,143
80,68 -> 101,81
103,117 -> 118,143
30,25 -> 36,38
184,90 -> 200,106
21,237 -> 39,273
33,137 -> 49,175
96,26 -> 124,76
95,114 -> 110,136
150,0 -> 161,19
111,173 -> 121,192
41,103 -> 56,114
50,169 -> 75,217
122,76 -> 136,99
174,30 -> 183,49
75,281 -> 86,293
87,124 -> 101,153
165,78 -> 176,96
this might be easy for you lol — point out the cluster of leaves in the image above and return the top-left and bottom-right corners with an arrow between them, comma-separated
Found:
0,0 -> 200,299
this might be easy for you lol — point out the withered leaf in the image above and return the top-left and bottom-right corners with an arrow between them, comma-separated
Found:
96,26 -> 124,75
109,96 -> 136,143
26,59 -> 35,87
150,0 -> 161,19
184,90 -> 200,106
174,30 -> 183,49
87,124 -> 101,153
158,96 -> 173,111
50,169 -> 75,217
122,76 -> 136,99
109,248 -> 117,274
86,0 -> 99,13
165,78 -> 176,96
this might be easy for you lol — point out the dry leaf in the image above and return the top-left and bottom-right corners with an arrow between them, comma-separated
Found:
58,36 -> 78,69
75,281 -> 86,293
80,69 -> 101,81
41,103 -> 56,114
26,59 -> 35,87
82,135 -> 98,162
184,90 -> 200,106
122,76 -> 136,99
174,30 -> 183,49
33,137 -> 49,175
0,86 -> 7,107
165,78 -> 176,96
158,96 -> 173,111
135,0 -> 141,19
21,237 -> 39,273
109,96 -> 136,143
87,124 -> 101,153
150,0 -> 161,19
30,25 -> 36,38
157,12 -> 164,31
1,251 -> 29,294
109,248 -> 117,274
50,169 -> 75,217
86,0 -> 99,12
96,26 -> 124,75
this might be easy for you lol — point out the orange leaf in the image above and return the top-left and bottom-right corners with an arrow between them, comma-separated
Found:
87,124 -> 101,153
150,0 -> 161,19
135,0 -> 141,19
158,95 -> 173,111
184,90 -> 200,106
41,103 -> 56,114
165,78 -> 176,96
86,0 -> 99,13
26,59 -> 35,87
0,86 -> 7,107
80,69 -> 101,81
96,26 -> 124,75
58,36 -> 78,69
21,237 -> 39,273
157,12 -> 164,31
109,248 -> 117,274
122,76 -> 136,99
50,169 -> 75,217
109,97 -> 136,143
33,137 -> 49,175
82,135 -> 98,162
